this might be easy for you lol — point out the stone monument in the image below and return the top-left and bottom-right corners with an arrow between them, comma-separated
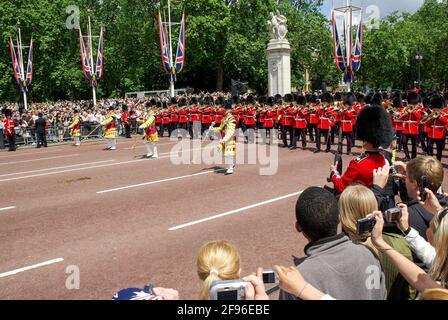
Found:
267,11 -> 291,97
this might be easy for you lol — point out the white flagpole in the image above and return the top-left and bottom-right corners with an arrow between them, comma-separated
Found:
88,16 -> 97,107
345,0 -> 351,92
168,0 -> 175,97
17,25 -> 28,110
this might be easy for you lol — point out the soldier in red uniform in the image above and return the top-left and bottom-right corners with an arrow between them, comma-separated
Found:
306,95 -> 319,144
3,109 -> 16,152
177,98 -> 189,139
281,94 -> 295,148
168,98 -> 179,138
155,101 -> 163,136
315,92 -> 333,153
330,105 -> 393,194
291,95 -> 307,150
121,105 -> 131,138
188,97 -> 201,139
390,95 -> 405,152
426,94 -> 448,162
262,96 -> 276,145
201,96 -> 214,137
244,95 -> 257,144
402,91 -> 422,160
338,93 -> 356,155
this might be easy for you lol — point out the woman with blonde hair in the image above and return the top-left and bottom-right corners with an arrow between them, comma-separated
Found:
338,184 -> 416,300
196,240 -> 241,300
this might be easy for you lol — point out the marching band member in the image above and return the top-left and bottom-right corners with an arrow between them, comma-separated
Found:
69,109 -> 81,147
102,106 -> 117,150
178,98 -> 189,139
169,98 -> 179,138
390,96 -> 404,152
139,105 -> 159,159
330,104 -> 393,194
155,101 -> 163,136
315,93 -> 333,153
3,109 -> 16,151
244,95 -> 257,144
426,94 -> 448,162
307,95 -> 319,144
188,97 -> 201,139
291,95 -> 307,150
121,104 -> 131,138
213,100 -> 237,175
338,93 -> 356,155
401,91 -> 422,160
262,97 -> 276,145
281,94 -> 295,148
201,97 -> 214,137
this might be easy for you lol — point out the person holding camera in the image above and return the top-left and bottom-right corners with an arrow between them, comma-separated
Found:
196,240 -> 242,300
330,103 -> 393,194
278,187 -> 386,300
338,185 -> 416,300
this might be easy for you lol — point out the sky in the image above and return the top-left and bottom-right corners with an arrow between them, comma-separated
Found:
320,0 -> 425,18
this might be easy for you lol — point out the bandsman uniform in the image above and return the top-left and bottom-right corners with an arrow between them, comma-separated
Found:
213,100 -> 237,175
139,108 -> 159,159
69,110 -> 81,146
102,107 -> 117,150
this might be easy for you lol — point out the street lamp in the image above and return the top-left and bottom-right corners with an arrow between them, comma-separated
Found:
415,52 -> 423,89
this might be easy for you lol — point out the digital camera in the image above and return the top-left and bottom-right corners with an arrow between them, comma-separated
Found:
384,207 -> 402,223
262,269 -> 279,284
209,279 -> 247,300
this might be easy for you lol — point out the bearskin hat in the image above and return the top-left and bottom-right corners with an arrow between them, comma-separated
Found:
343,92 -> 357,107
232,96 -> 240,104
392,96 -> 403,108
431,94 -> 445,109
150,99 -> 157,106
334,92 -> 342,101
355,106 -> 393,148
356,93 -> 365,103
258,96 -> 267,104
283,94 -> 293,103
296,95 -> 307,105
407,91 -> 420,105
308,94 -> 318,104
4,108 -> 12,117
267,96 -> 275,106
170,97 -> 178,105
225,99 -> 233,110
321,92 -> 333,104
246,95 -> 255,104
215,96 -> 225,106
162,101 -> 168,108
422,97 -> 431,108
372,93 -> 383,105
179,98 -> 188,107
156,101 -> 162,108
443,92 -> 448,102
191,97 -> 198,104
275,94 -> 283,104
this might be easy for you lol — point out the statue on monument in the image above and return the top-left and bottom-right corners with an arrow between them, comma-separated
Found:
268,10 -> 288,40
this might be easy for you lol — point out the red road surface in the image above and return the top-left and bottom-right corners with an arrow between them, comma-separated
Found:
0,136 -> 447,299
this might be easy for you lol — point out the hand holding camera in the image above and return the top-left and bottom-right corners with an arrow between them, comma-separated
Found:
395,203 -> 410,233
373,161 -> 390,189
418,187 -> 444,216
356,207 -> 402,235
242,267 -> 269,301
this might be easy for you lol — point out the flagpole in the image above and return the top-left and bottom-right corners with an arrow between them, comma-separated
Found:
168,0 -> 175,97
16,24 -> 28,110
88,16 -> 97,107
345,0 -> 351,92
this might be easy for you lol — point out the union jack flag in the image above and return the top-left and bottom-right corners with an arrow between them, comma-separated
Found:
95,27 -> 104,81
175,13 -> 186,74
9,37 -> 25,90
351,18 -> 363,72
331,11 -> 346,72
26,37 -> 33,87
78,28 -> 93,80
158,11 -> 171,74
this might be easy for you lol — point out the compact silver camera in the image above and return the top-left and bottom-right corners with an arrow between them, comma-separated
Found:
209,279 -> 247,300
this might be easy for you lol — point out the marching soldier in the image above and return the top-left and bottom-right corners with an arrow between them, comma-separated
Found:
401,91 -> 421,160
315,93 -> 333,153
425,94 -> 448,162
169,98 -> 179,137
307,95 -> 319,144
212,99 -> 237,175
281,94 -> 295,148
338,93 -> 356,155
178,98 -> 189,139
390,95 -> 404,152
161,102 -> 170,138
155,101 -> 163,136
244,95 -> 257,144
291,95 -> 307,150
330,105 -> 393,194
201,97 -> 214,137
121,104 -> 131,138
3,109 -> 16,152
188,97 -> 201,139
69,109 -> 81,146
262,97 -> 276,145
102,106 -> 117,150
139,105 -> 159,159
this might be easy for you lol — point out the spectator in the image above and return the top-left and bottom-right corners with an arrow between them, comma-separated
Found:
278,187 -> 387,300
338,184 -> 416,299
196,240 -> 241,300
35,113 -> 48,148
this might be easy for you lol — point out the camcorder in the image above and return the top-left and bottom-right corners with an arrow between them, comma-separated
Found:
209,280 -> 247,300
356,207 -> 402,235
262,269 -> 279,284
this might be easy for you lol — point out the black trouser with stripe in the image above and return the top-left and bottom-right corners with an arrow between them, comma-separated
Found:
402,134 -> 418,159
291,128 -> 306,148
7,134 -> 16,151
282,125 -> 294,147
316,129 -> 331,151
338,132 -> 352,154
427,138 -> 445,162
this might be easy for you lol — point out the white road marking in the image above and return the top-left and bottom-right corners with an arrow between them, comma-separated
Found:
0,258 -> 64,279
169,191 -> 304,231
0,206 -> 16,212
97,169 -> 225,194
0,160 -> 116,178
0,154 -> 80,166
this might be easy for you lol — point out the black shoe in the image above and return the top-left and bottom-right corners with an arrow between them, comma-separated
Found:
325,149 -> 331,153
314,149 -> 321,154
290,146 -> 297,150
